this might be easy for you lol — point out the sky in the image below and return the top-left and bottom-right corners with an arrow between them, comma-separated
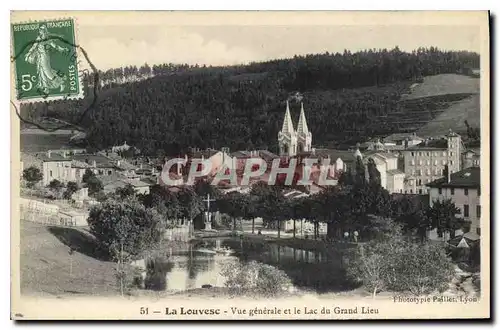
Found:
11,11 -> 484,70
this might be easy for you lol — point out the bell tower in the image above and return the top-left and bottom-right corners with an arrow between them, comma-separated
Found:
278,101 -> 297,156
296,102 -> 312,153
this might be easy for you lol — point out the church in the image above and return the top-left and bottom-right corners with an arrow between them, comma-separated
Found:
277,100 -> 313,156
276,100 -> 405,194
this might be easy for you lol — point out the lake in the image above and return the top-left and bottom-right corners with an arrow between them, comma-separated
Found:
134,238 -> 355,293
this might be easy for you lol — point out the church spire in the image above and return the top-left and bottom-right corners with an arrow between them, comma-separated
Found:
281,100 -> 295,135
297,102 -> 309,135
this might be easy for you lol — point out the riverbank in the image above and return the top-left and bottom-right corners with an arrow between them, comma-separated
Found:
194,230 -> 356,252
20,221 -> 480,300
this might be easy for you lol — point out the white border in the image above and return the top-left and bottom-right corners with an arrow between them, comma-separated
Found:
2,1 -> 498,329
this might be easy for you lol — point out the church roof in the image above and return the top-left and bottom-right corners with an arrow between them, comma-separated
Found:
296,102 -> 309,135
281,100 -> 295,135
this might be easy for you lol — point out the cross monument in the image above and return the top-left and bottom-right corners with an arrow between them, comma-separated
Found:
202,193 -> 216,230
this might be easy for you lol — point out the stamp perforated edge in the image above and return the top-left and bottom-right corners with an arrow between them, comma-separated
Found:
10,16 -> 85,105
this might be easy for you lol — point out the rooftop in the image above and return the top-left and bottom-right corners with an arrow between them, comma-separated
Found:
387,169 -> 405,175
384,133 -> 423,143
189,149 -> 220,159
426,167 -> 480,188
297,148 -> 359,163
406,138 -> 448,151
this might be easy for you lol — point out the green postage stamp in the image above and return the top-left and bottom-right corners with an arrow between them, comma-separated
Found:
11,18 -> 83,102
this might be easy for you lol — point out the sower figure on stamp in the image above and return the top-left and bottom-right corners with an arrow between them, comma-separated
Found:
24,25 -> 68,95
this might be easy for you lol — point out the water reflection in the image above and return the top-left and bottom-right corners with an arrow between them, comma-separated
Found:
136,238 -> 354,293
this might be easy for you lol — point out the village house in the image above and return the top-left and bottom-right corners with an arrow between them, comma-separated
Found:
401,130 -> 463,194
364,151 -> 405,194
426,167 -> 481,240
462,148 -> 480,168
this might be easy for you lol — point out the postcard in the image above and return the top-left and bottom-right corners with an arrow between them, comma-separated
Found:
11,10 -> 490,320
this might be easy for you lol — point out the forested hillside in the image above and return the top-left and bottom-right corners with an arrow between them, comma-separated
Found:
20,47 -> 480,155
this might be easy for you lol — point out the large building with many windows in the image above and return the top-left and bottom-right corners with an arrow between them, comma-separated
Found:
426,166 -> 481,239
401,130 -> 463,194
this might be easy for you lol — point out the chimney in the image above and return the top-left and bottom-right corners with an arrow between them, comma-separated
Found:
92,160 -> 97,168
47,150 -> 52,158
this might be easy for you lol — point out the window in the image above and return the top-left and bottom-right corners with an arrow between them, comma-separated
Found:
464,204 -> 469,217
476,205 -> 481,218
438,188 -> 442,195
410,160 -> 415,165
478,188 -> 481,196
435,169 -> 440,175
450,152 -> 453,157
411,152 -> 415,157
442,152 -> 446,157
49,170 -> 53,177
426,160 -> 430,165
419,189 -> 423,194
434,152 -> 439,156
427,152 -> 430,156
410,189 -> 413,194
418,152 -> 422,156
476,228 -> 481,236
426,168 -> 430,175
442,160 -> 446,165
412,169 -> 415,175
451,188 -> 455,195
464,188 -> 468,196
400,189 -> 403,193
450,160 -> 453,165
418,160 -> 422,165
434,160 -> 438,165
417,179 -> 422,185
108,170 -> 112,175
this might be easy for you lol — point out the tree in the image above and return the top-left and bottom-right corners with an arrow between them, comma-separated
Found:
48,179 -> 64,192
366,158 -> 381,186
348,224 -> 455,298
87,198 -> 166,259
177,187 -> 203,226
23,166 -> 43,187
87,198 -> 166,296
250,183 -> 286,237
391,196 -> 429,241
82,169 -> 95,184
426,199 -> 464,240
115,184 -> 136,199
86,176 -> 104,196
63,181 -> 79,200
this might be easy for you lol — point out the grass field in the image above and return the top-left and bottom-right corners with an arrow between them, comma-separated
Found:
404,74 -> 480,100
20,133 -> 73,153
383,74 -> 481,136
416,94 -> 480,137
20,221 -> 119,297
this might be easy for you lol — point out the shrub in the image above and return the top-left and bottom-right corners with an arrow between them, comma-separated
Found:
23,166 -> 43,187
347,228 -> 455,297
87,198 -> 165,260
220,260 -> 292,297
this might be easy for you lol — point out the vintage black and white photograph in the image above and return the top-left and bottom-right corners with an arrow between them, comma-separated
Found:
11,11 -> 489,320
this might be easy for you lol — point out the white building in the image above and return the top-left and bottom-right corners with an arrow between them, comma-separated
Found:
426,167 -> 481,239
